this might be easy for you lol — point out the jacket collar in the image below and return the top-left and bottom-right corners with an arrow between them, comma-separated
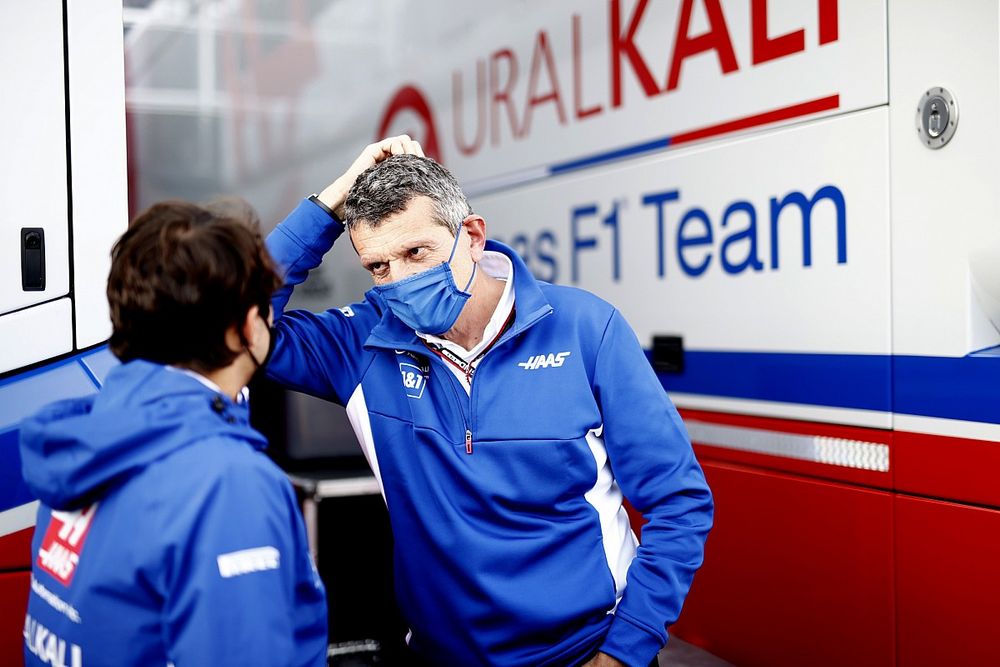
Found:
364,240 -> 552,352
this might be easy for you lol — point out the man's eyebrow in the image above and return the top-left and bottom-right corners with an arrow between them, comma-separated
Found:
368,237 -> 439,259
399,236 -> 440,249
359,238 -> 440,265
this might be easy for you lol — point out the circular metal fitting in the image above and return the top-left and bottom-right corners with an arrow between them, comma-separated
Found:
916,87 -> 958,149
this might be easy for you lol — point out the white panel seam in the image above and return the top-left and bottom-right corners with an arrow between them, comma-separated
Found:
583,427 -> 636,607
344,385 -> 387,501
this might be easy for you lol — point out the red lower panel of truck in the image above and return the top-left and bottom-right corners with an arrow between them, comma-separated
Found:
672,460 -> 896,666
895,430 -> 1000,508
895,495 -> 1000,666
0,570 -> 29,667
0,527 -> 34,571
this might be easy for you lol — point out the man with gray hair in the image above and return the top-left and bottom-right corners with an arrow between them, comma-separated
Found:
265,136 -> 713,667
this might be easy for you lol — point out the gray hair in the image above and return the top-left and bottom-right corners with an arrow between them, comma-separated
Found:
343,154 -> 473,235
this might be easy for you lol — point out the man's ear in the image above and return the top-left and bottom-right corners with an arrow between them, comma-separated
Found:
462,215 -> 488,262
237,305 -> 263,349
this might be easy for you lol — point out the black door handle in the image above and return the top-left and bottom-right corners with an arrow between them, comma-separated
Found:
21,228 -> 45,291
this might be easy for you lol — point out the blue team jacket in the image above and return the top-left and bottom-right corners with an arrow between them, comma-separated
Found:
267,199 -> 713,667
19,360 -> 327,666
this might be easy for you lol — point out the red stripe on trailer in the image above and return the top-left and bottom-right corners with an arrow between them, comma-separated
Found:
670,94 -> 840,146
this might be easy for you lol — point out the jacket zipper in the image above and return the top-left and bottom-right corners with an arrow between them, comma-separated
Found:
425,308 -> 516,455
464,367 -> 474,454
464,307 -> 551,454
424,352 -> 475,455
370,305 -> 551,457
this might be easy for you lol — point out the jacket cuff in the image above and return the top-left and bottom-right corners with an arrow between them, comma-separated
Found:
599,614 -> 664,667
307,193 -> 343,225
281,198 -> 344,255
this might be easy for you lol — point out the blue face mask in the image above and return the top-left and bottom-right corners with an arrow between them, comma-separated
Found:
371,228 -> 477,335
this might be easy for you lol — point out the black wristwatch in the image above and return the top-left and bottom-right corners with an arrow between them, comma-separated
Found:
308,194 -> 343,226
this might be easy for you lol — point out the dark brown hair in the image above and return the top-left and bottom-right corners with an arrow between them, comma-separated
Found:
107,199 -> 282,372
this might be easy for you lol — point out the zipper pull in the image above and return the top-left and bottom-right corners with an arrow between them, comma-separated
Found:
465,429 -> 473,455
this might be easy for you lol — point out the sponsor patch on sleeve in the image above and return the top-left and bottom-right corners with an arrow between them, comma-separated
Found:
216,546 -> 281,578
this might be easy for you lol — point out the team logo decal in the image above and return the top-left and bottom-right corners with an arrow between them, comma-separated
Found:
37,504 -> 98,587
400,362 -> 429,399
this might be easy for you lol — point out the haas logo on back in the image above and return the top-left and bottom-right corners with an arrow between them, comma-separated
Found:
37,504 -> 98,586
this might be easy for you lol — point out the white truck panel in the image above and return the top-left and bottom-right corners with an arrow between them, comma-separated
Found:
889,0 -> 1000,358
477,108 -> 890,356
68,0 -> 129,348
0,0 -> 70,316
0,298 -> 73,374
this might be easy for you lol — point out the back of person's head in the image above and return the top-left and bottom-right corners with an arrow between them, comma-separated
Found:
107,198 -> 281,373
344,154 -> 473,236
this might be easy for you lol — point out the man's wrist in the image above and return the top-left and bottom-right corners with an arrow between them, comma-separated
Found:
316,179 -> 350,219
308,194 -> 344,227
585,652 -> 627,667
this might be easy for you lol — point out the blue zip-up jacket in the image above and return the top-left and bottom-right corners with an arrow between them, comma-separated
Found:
267,199 -> 713,667
19,360 -> 327,666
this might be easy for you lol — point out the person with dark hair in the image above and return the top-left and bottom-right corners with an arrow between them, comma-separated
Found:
20,200 -> 328,666
264,136 -> 713,667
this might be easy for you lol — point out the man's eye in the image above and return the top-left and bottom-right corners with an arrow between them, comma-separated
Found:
408,247 -> 425,258
369,263 -> 386,274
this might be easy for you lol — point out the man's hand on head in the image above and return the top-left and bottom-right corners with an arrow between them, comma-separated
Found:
318,135 -> 425,218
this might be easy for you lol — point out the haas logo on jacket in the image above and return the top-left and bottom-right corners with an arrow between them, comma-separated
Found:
37,504 -> 98,586
517,352 -> 571,370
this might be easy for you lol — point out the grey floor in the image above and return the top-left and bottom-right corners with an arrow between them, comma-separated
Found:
658,637 -> 735,667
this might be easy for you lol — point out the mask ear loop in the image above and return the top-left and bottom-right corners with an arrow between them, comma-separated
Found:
446,224 -> 463,263
240,331 -> 263,369
447,224 -> 478,293
240,307 -> 271,369
462,262 -> 477,293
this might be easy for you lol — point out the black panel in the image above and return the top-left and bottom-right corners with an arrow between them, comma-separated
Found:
652,335 -> 684,374
21,228 -> 45,291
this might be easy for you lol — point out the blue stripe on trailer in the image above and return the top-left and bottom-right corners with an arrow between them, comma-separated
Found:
0,359 -> 99,433
655,350 -> 1000,425
894,353 -> 1000,424
0,429 -> 34,513
0,350 -> 113,513
655,350 -> 891,412
79,346 -> 118,387
549,136 -> 671,175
